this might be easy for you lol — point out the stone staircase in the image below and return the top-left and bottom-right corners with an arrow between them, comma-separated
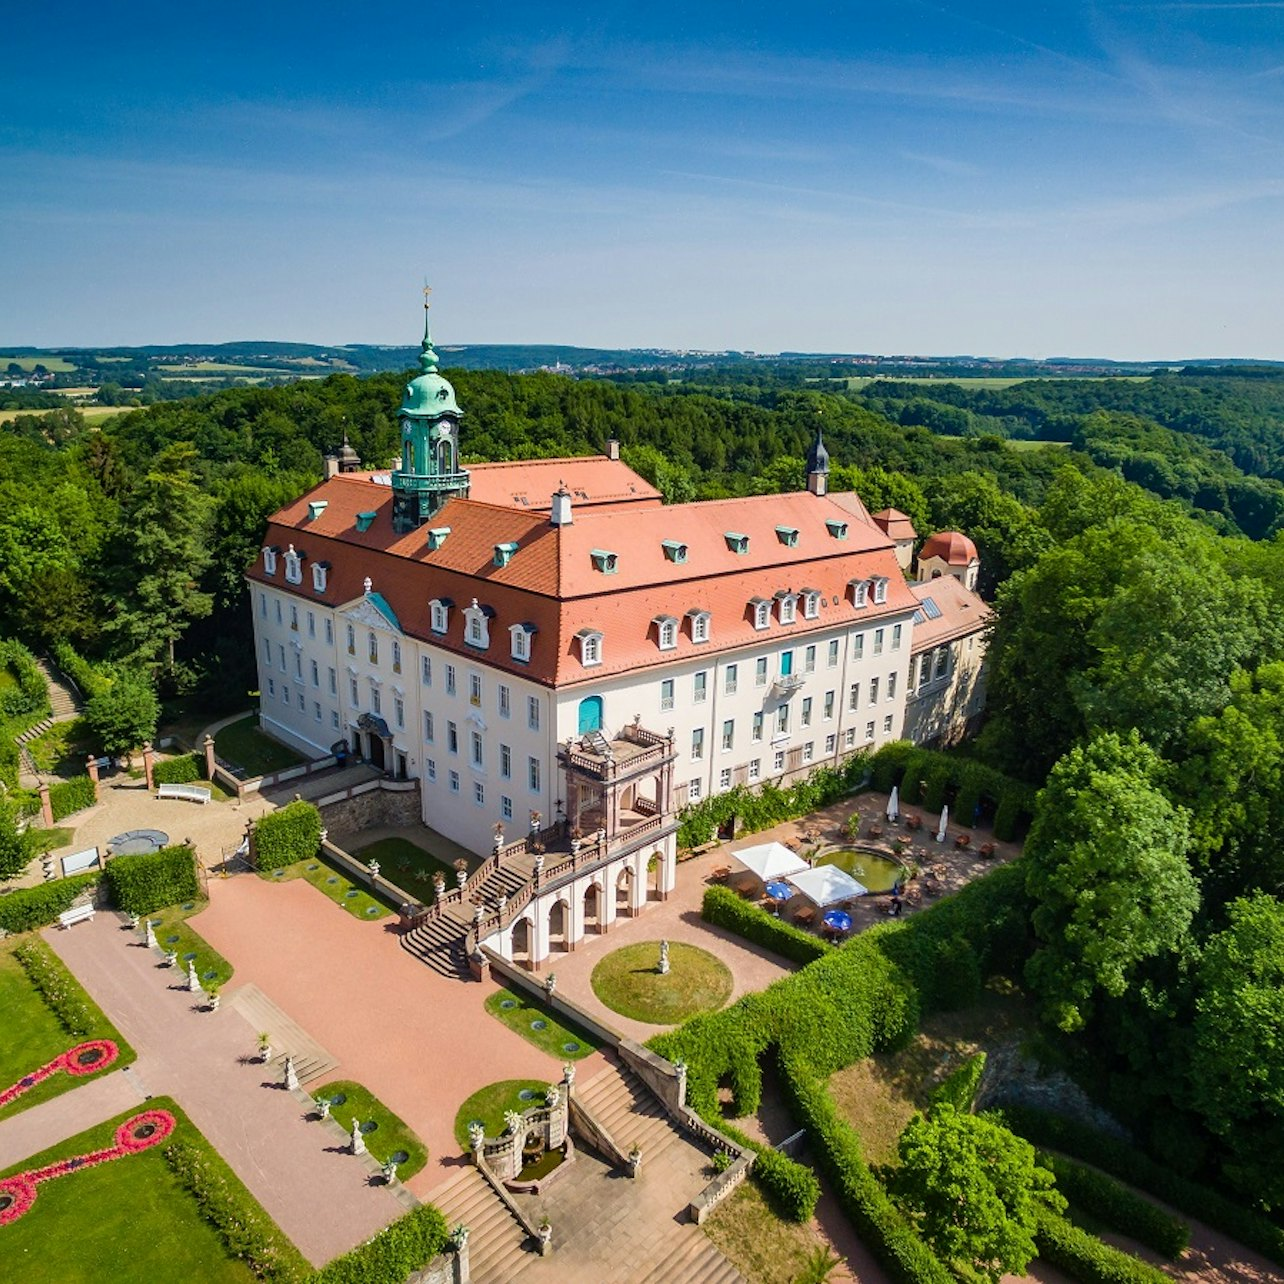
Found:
35,656 -> 82,722
227,983 -> 339,1086
432,1165 -> 531,1282
400,854 -> 535,978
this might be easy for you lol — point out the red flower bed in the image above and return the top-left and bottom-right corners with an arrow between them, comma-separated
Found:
0,1040 -> 119,1109
0,1109 -> 176,1226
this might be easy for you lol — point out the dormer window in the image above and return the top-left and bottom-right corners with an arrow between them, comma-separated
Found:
577,629 -> 604,667
801,588 -> 821,620
661,540 -> 688,564
653,615 -> 678,651
463,599 -> 493,650
509,622 -> 536,662
355,511 -> 377,533
262,546 -> 279,575
688,609 -> 711,644
750,597 -> 771,630
776,591 -> 798,625
429,597 -> 452,635
493,541 -> 519,567
590,549 -> 619,574
283,545 -> 303,585
725,532 -> 749,555
872,577 -> 889,605
825,519 -> 848,540
311,561 -> 329,593
775,526 -> 800,548
850,579 -> 870,608
307,500 -> 328,522
427,527 -> 451,551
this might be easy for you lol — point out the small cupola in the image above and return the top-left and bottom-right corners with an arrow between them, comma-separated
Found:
806,426 -> 830,496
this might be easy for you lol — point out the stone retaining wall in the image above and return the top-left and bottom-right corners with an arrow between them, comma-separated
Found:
316,780 -> 421,834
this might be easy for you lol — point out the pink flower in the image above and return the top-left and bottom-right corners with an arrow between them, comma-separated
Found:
0,1177 -> 36,1226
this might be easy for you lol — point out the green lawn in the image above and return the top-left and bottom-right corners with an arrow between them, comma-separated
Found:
353,836 -> 462,901
0,354 -> 77,372
147,901 -> 234,990
453,1079 -> 553,1149
483,986 -> 601,1060
0,1097 -> 306,1283
26,718 -> 94,778
262,854 -> 395,921
590,941 -> 733,1024
313,1080 -> 427,1179
213,715 -> 305,777
0,938 -> 136,1120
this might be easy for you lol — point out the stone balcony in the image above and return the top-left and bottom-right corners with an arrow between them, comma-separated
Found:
558,722 -> 675,783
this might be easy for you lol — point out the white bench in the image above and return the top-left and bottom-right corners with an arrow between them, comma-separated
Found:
58,903 -> 96,929
157,783 -> 212,804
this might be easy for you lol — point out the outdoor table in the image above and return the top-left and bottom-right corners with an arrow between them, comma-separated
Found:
794,905 -> 817,926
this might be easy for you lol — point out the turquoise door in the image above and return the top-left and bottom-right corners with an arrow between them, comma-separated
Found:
578,696 -> 604,734
780,650 -> 794,676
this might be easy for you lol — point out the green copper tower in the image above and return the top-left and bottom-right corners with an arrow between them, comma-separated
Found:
392,288 -> 470,533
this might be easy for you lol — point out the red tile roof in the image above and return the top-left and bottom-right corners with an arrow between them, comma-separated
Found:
871,507 -> 918,541
920,530 -> 978,565
908,577 -> 991,652
465,457 -> 661,510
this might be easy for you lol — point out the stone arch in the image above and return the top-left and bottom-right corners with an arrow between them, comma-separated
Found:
583,880 -> 601,934
615,863 -> 634,916
646,849 -> 664,902
547,895 -> 571,954
511,914 -> 533,965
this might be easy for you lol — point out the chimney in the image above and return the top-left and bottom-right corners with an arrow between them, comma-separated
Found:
550,487 -> 573,527
323,454 -> 339,479
604,438 -> 620,461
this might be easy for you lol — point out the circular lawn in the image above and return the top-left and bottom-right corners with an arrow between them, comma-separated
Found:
590,941 -> 732,1025
453,1079 -> 551,1149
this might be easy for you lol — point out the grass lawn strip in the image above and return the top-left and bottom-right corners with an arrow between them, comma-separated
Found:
353,836 -> 462,902
0,938 -> 135,1120
483,986 -> 601,1060
0,1097 -> 305,1283
453,1079 -> 552,1149
703,1178 -> 839,1284
591,940 -> 733,1024
313,1080 -> 427,1180
147,901 -> 235,989
261,854 -> 394,921
213,715 -> 304,777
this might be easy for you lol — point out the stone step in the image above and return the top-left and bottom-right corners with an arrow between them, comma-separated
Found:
432,1166 -> 531,1284
638,1230 -> 748,1284
400,916 -> 469,979
226,982 -> 339,1086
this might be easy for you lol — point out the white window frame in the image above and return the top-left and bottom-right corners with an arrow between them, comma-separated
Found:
284,547 -> 302,584
429,599 -> 450,634
777,593 -> 798,625
262,546 -> 277,575
579,631 -> 604,667
311,563 -> 327,593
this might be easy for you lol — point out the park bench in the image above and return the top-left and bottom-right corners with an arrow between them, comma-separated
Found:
156,783 -> 211,804
61,847 -> 101,877
58,903 -> 96,929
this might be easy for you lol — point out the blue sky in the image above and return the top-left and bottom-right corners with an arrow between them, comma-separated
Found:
3,1 -> 1283,358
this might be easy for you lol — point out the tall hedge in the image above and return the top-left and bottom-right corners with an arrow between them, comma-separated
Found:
153,752 -> 205,785
0,872 -> 100,933
253,800 -> 322,871
702,885 -> 831,965
309,1205 -> 450,1284
1033,1207 -> 1170,1284
931,1052 -> 987,1114
104,845 -> 199,915
49,775 -> 96,821
51,641 -> 112,700
0,639 -> 49,720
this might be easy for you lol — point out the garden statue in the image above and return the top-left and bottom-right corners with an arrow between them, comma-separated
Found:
368,860 -> 380,879
432,871 -> 446,899
530,810 -> 541,834
129,913 -> 140,930
544,972 -> 557,998
186,961 -> 201,993
144,919 -> 157,949
658,940 -> 670,975
563,1062 -> 576,1087
451,1224 -> 470,1251
208,989 -> 220,1013
317,1096 -> 331,1120
382,1157 -> 398,1184
627,1144 -> 643,1178
318,827 -> 328,845
533,851 -> 545,876
503,1110 -> 524,1136
351,1118 -> 366,1156
259,1035 -> 272,1064
165,950 -> 177,967
537,1218 -> 552,1252
468,1121 -> 485,1150
283,1055 -> 299,1091
546,1084 -> 560,1109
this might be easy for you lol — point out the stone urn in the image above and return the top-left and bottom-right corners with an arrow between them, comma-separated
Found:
627,1146 -> 643,1178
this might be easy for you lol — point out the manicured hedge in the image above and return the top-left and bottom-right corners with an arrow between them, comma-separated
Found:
104,845 -> 199,915
0,872 -> 99,933
14,938 -> 100,1037
931,1052 -> 986,1114
49,774 -> 96,821
309,1204 -> 450,1284
1001,1105 -> 1284,1268
1034,1207 -> 1170,1284
702,885 -> 831,964
0,639 -> 48,720
253,800 -> 322,872
1038,1151 -> 1188,1259
153,753 -> 205,785
51,641 -> 111,701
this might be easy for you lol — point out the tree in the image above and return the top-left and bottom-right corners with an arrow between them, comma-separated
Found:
83,669 -> 160,757
889,1105 -> 1063,1283
1189,894 -> 1284,1208
1024,732 -> 1199,1031
0,797 -> 36,881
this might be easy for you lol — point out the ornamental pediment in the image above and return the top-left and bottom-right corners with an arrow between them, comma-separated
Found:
337,594 -> 403,634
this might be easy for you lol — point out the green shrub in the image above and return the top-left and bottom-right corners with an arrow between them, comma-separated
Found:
14,939 -> 98,1036
163,1139 -> 309,1283
1038,1151 -> 1188,1259
751,1143 -> 822,1220
1001,1105 -> 1284,1268
51,641 -> 111,701
931,1053 -> 987,1114
153,752 -> 204,785
104,845 -> 199,915
49,774 -> 96,821
0,639 -> 49,720
1034,1207 -> 1169,1284
253,800 -> 322,872
0,872 -> 99,933
701,885 -> 831,965
309,1204 -> 450,1284
922,763 -> 953,814
871,740 -> 914,793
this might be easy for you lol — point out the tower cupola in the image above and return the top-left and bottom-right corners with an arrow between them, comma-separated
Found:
806,426 -> 830,496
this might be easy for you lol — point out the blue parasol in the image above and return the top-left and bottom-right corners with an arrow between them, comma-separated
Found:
765,880 -> 792,901
822,909 -> 853,933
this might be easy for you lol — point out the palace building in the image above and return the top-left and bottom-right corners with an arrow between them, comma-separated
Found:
246,301 -> 990,878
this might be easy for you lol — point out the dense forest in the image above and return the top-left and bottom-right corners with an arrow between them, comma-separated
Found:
3,364 -> 1284,1214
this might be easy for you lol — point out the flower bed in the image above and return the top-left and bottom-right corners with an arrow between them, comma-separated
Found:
0,1040 -> 120,1111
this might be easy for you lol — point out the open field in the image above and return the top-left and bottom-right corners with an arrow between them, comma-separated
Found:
838,374 -> 1153,390
156,362 -> 281,376
0,405 -> 125,426
0,355 -> 77,372
1006,439 -> 1071,451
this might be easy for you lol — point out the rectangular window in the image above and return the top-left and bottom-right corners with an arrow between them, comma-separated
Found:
776,705 -> 789,734
278,644 -> 285,671
724,663 -> 738,695
392,640 -> 402,673
752,711 -> 764,742
824,690 -> 835,720
935,646 -> 949,680
331,710 -> 339,729
848,682 -> 859,712
749,758 -> 761,781
368,632 -> 378,664
275,600 -> 282,625
310,659 -> 319,686
471,731 -> 483,769
721,719 -> 734,751
865,720 -> 876,740
528,757 -> 541,792
395,696 -> 404,729
267,678 -> 275,698
424,711 -> 434,742
804,741 -> 814,762
371,687 -> 381,715
346,623 -> 354,654
259,592 -> 266,617
827,638 -> 840,668
774,749 -> 786,772
447,721 -> 458,754
907,656 -> 918,691
720,767 -> 732,790
825,733 -> 837,754
755,657 -> 768,687
350,677 -> 359,705
282,683 -> 289,703
853,633 -> 864,661
474,781 -> 485,807
527,697 -> 540,731
660,679 -> 675,711
873,627 -> 884,657
845,727 -> 856,748
887,672 -> 897,700
891,623 -> 903,651
314,701 -> 322,722
290,604 -> 298,631
449,770 -> 460,793
469,673 -> 482,707
688,777 -> 704,802
294,652 -> 303,679
801,697 -> 813,727
324,618 -> 333,645
421,655 -> 432,686
694,671 -> 708,704
499,684 -> 511,718
328,667 -> 336,695
691,728 -> 704,760
307,612 -> 315,638
500,744 -> 512,779
804,645 -> 816,674
501,795 -> 513,820
297,690 -> 304,711
426,758 -> 436,781
883,714 -> 894,733
869,676 -> 879,704
445,664 -> 456,696
263,638 -> 271,664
